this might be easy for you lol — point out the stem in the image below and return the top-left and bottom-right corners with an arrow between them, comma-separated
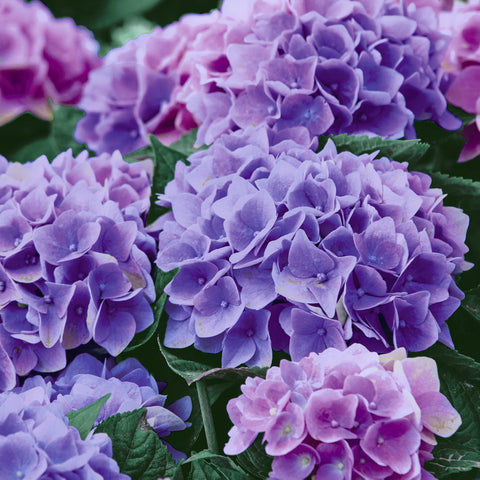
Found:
196,380 -> 219,454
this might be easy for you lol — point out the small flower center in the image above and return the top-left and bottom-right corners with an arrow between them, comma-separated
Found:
69,243 -> 77,252
220,300 -> 228,308
282,424 -> 293,436
197,277 -> 205,285
44,295 -> 53,304
75,306 -> 84,316
269,407 -> 277,416
300,455 -> 311,467
369,402 -> 377,410
357,288 -> 365,297
331,420 -> 339,428
246,328 -> 254,337
377,436 -> 384,445
14,236 -> 22,247
316,272 -> 327,283
317,328 -> 326,336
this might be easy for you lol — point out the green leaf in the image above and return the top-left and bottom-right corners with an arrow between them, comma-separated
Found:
66,393 -> 111,440
0,106 -> 89,163
95,408 -> 176,480
157,337 -> 267,386
234,436 -> 273,480
186,451 -> 251,480
418,344 -> 480,478
169,129 -> 206,157
462,286 -> 480,323
123,268 -> 178,353
147,135 -> 189,224
322,133 -> 430,164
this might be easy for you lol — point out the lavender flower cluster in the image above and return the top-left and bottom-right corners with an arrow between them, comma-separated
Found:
74,11 -> 220,154
75,0 -> 461,154
189,0 -> 461,145
17,353 -> 192,460
155,127 -> 469,367
0,0 -> 100,125
0,149 -> 156,388
224,344 -> 461,480
0,388 -> 129,479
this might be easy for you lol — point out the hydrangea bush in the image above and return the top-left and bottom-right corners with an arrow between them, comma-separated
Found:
0,0 -> 101,125
224,344 -> 461,480
0,0 -> 479,479
0,148 -> 155,385
155,126 -> 469,366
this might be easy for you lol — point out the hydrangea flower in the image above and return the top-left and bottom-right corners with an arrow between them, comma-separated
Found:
17,353 -> 192,460
155,126 -> 470,367
440,0 -> 480,162
187,0 -> 460,145
224,344 -> 461,480
0,0 -> 101,125
75,0 -> 460,154
74,11 -> 221,154
0,386 -> 130,479
0,149 -> 156,383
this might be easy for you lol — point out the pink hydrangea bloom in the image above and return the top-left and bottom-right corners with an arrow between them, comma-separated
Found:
74,11 -> 222,154
225,344 -> 461,480
440,0 -> 480,161
0,0 -> 100,125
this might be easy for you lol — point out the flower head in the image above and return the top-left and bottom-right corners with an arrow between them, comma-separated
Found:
225,345 -> 461,480
156,126 -> 469,367
0,0 -> 100,124
0,149 -> 156,382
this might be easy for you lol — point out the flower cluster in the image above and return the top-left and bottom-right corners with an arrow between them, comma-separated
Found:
0,149 -> 156,386
187,0 -> 460,145
440,0 -> 480,162
155,126 -> 469,367
17,353 -> 192,460
0,387 -> 129,479
75,0 -> 460,154
74,11 -> 220,154
0,0 -> 100,125
224,345 -> 461,480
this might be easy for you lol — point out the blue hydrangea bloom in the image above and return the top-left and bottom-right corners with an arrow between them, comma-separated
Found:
155,126 -> 470,367
0,150 -> 156,384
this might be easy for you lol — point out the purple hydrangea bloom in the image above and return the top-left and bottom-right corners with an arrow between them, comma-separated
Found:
155,126 -> 470,367
224,344 -> 461,480
17,352 -> 192,461
74,11 -> 223,154
0,386 -> 130,479
0,149 -> 156,383
0,0 -> 101,125
185,0 -> 461,145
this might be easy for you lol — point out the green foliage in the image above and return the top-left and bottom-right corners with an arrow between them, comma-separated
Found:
418,344 -> 480,479
184,451 -> 251,480
234,436 -> 273,480
158,337 -> 267,386
0,106 -> 87,163
321,133 -> 430,164
66,393 -> 111,440
146,134 -> 189,224
95,408 -> 177,480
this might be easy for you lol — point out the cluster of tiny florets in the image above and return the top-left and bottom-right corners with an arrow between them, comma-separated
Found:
155,126 -> 469,367
0,149 -> 156,387
224,344 -> 461,480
